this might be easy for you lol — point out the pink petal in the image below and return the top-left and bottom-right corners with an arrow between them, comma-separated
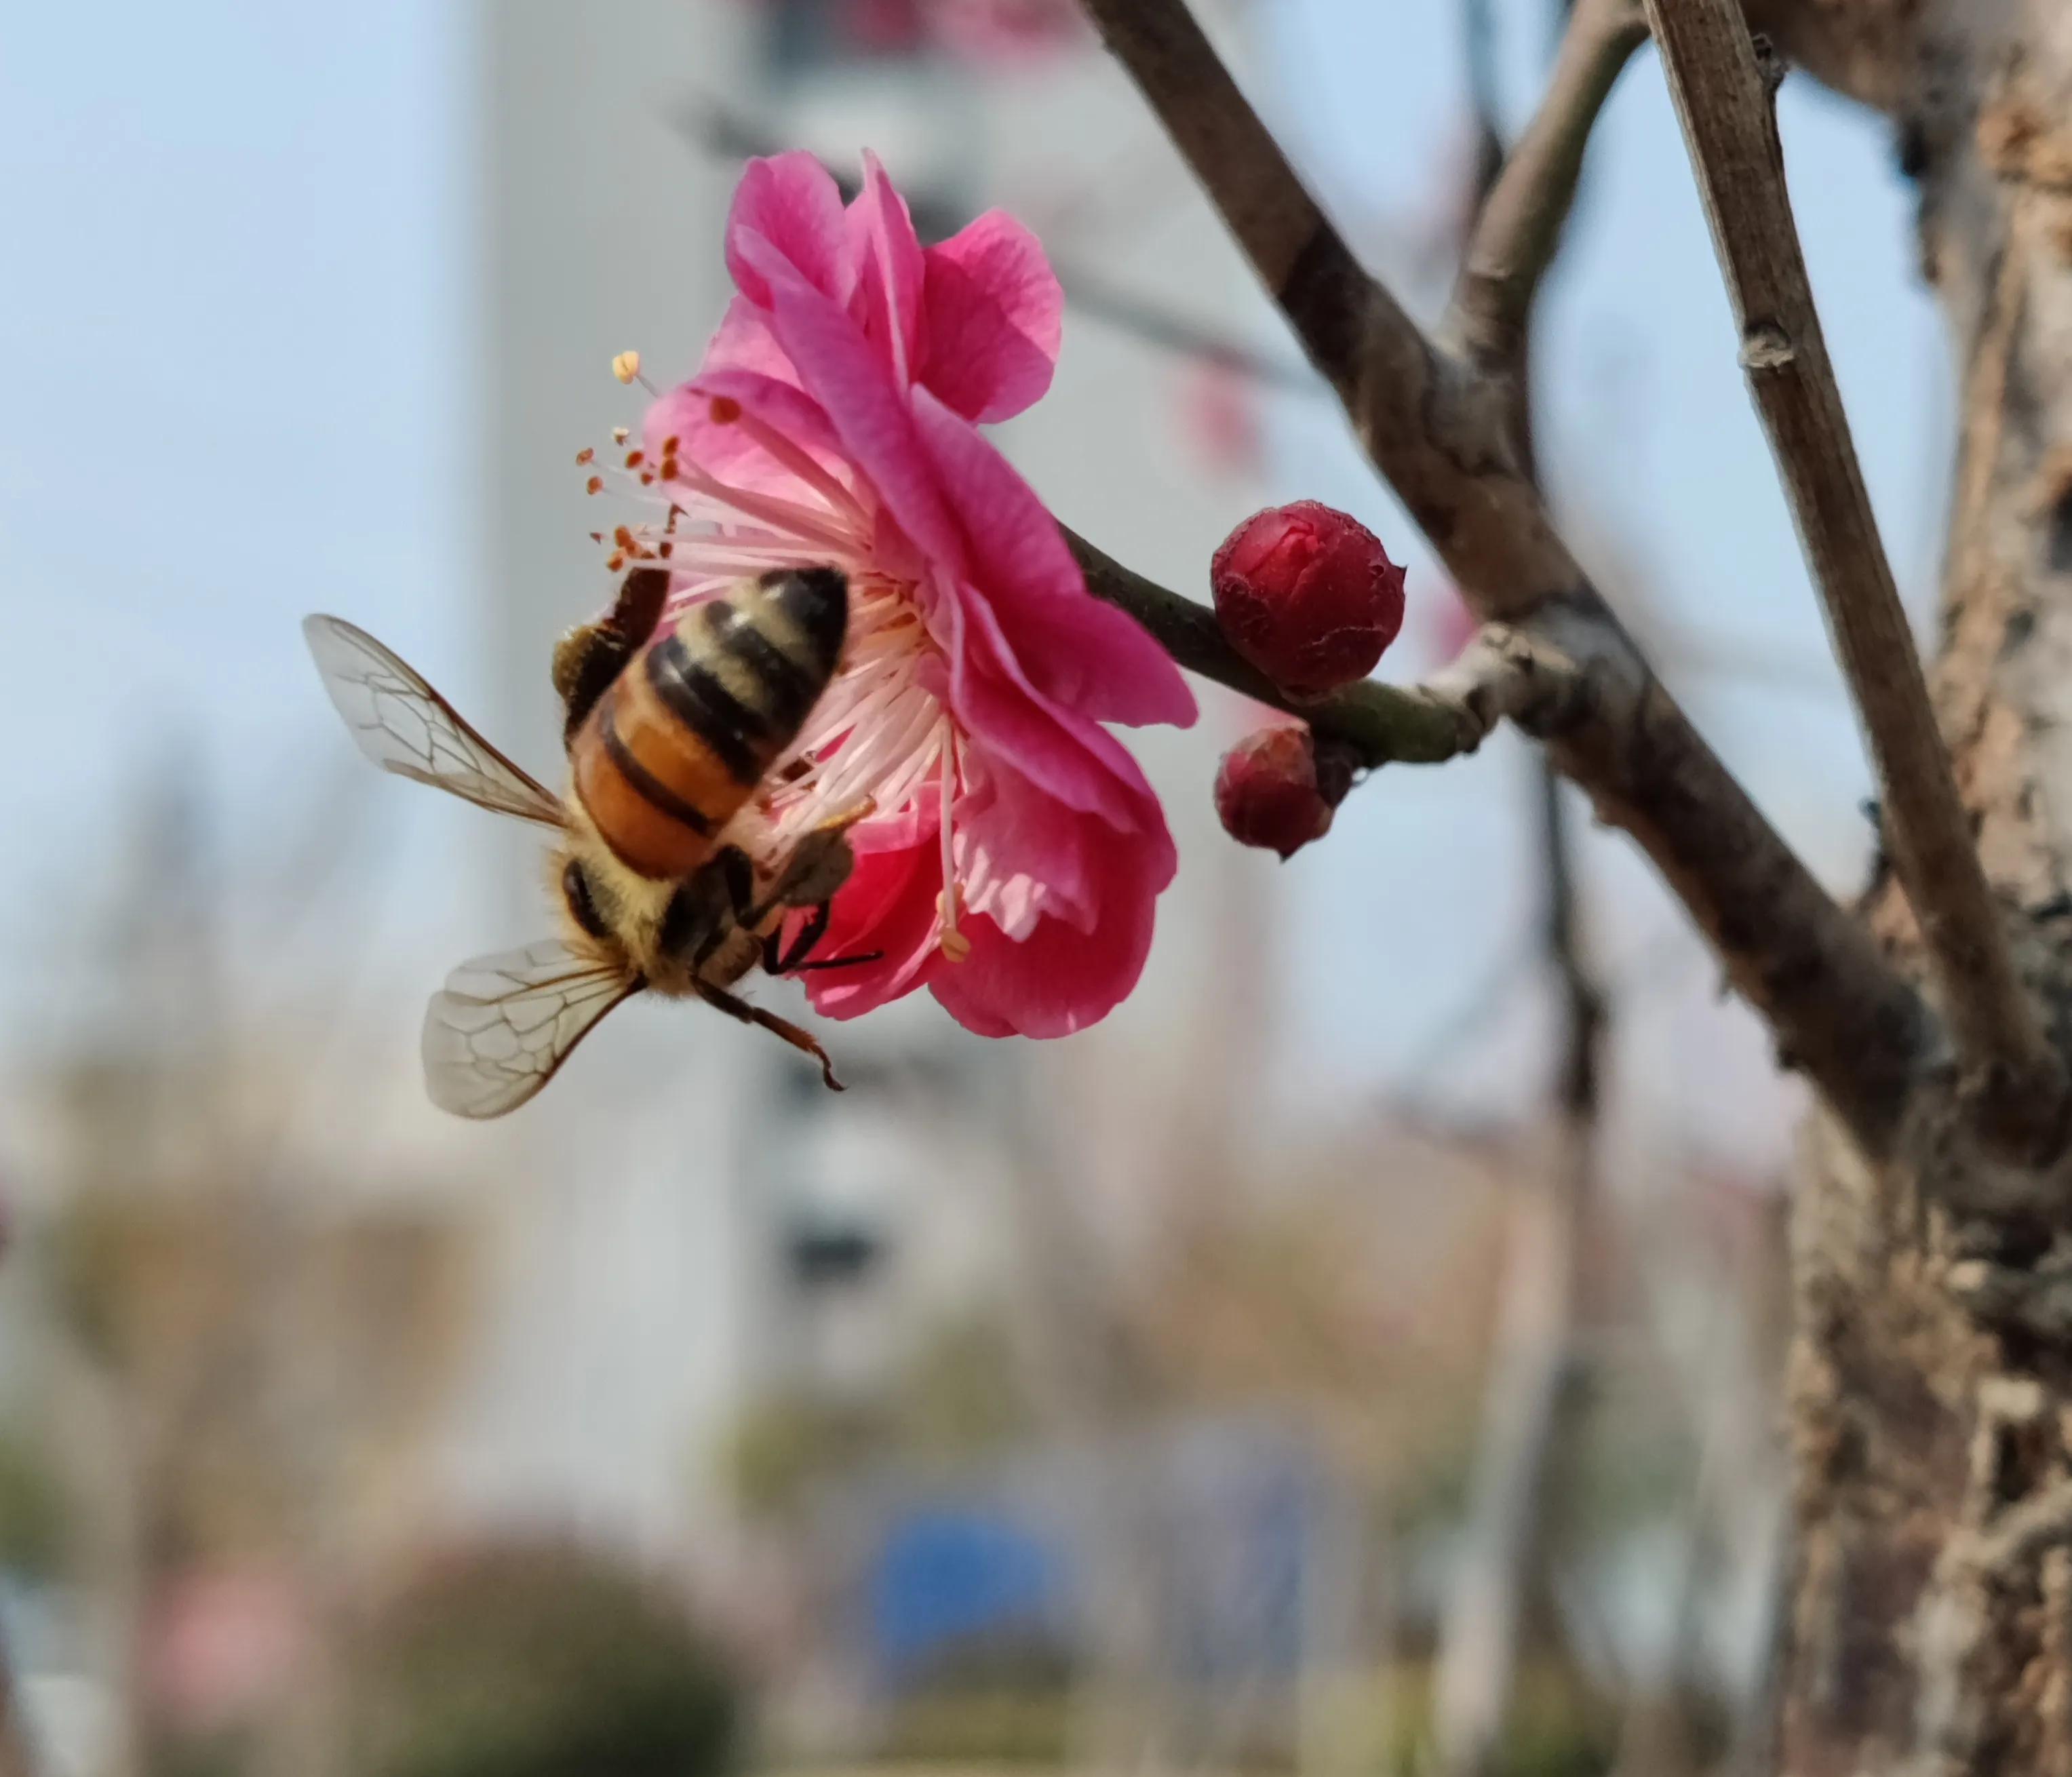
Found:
726,153 -> 856,309
946,576 -> 1182,891
929,839 -> 1165,1037
701,296 -> 798,385
950,594 -> 1153,832
804,838 -> 944,1019
846,151 -> 926,387
908,387 -> 1197,728
738,231 -> 972,577
669,365 -> 852,471
848,798 -> 935,855
918,211 -> 1063,423
954,764 -> 1100,935
644,368 -> 849,500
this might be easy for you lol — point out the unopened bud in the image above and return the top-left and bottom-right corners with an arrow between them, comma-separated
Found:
1211,500 -> 1405,696
1213,725 -> 1352,860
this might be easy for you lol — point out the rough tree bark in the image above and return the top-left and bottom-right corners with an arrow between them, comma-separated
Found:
1747,4 -> 2072,1772
1076,0 -> 2072,1768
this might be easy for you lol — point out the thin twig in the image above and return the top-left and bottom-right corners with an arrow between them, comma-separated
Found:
1066,528 -> 1574,765
1446,0 -> 1650,370
1076,0 -> 1928,1153
1432,1114 -> 1586,1775
1642,0 -> 2069,1158
1047,256 -> 1318,392
1434,26 -> 1610,1765
1433,771 -> 1607,1777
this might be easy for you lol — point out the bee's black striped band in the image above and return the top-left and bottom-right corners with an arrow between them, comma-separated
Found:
600,699 -> 715,833
720,623 -> 821,733
646,635 -> 767,784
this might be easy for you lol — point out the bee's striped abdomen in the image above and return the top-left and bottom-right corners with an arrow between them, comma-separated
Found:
569,568 -> 848,880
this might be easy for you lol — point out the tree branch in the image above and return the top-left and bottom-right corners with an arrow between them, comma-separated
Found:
1445,0 -> 1650,370
1076,0 -> 1928,1153
1434,22 -> 1608,1765
1643,0 -> 2070,1159
1066,528 -> 1573,765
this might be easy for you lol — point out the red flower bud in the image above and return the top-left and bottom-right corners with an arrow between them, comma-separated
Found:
1211,501 -> 1405,696
1213,726 -> 1353,860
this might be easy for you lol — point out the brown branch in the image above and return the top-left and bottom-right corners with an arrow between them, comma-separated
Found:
1434,21 -> 1608,1762
1643,0 -> 2070,1159
1066,528 -> 1573,766
1076,0 -> 1928,1153
1446,0 -> 1651,370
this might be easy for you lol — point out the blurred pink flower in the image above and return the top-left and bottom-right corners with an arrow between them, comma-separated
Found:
1425,578 -> 1479,666
144,1568 -> 308,1733
728,0 -> 1087,67
849,0 -> 928,52
927,0 -> 1089,66
1176,360 -> 1263,482
632,151 -> 1195,1037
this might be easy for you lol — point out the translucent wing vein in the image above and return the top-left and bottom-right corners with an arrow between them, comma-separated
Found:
303,614 -> 564,827
423,940 -> 640,1118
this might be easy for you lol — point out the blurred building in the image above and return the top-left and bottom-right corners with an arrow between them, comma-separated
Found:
461,0 -> 1282,1563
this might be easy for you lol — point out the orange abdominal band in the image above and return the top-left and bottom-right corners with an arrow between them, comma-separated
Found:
571,655 -> 751,880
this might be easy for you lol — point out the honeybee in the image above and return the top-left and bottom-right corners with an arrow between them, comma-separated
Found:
305,566 -> 874,1118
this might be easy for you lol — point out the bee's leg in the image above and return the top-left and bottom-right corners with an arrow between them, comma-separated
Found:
788,950 -> 886,974
716,846 -> 756,920
735,797 -> 878,931
762,902 -> 886,975
662,848 -> 753,971
745,831 -> 863,933
551,565 -> 671,744
763,900 -> 832,975
695,981 -> 844,1090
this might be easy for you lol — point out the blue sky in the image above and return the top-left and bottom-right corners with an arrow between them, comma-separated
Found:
0,0 -> 471,1034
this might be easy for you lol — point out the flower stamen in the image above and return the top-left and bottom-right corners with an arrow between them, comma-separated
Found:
934,721 -> 969,962
708,397 -> 870,527
611,349 -> 658,394
665,459 -> 857,555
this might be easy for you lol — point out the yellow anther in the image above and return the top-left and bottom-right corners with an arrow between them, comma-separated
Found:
611,350 -> 642,385
935,888 -> 971,964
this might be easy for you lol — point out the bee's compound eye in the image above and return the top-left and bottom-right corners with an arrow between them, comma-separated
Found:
562,859 -> 610,939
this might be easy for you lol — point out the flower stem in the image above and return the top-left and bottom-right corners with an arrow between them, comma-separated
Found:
1066,527 -> 1487,766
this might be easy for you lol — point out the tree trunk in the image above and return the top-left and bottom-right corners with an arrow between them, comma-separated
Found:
1766,5 -> 2072,1771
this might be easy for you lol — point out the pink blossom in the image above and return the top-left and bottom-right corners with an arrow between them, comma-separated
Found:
728,0 -> 1087,67
627,152 -> 1195,1038
926,0 -> 1089,66
1425,579 -> 1479,666
1175,359 -> 1264,482
144,1568 -> 309,1732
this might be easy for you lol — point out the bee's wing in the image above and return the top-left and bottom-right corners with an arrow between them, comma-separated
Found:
303,614 -> 564,828
423,939 -> 641,1118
